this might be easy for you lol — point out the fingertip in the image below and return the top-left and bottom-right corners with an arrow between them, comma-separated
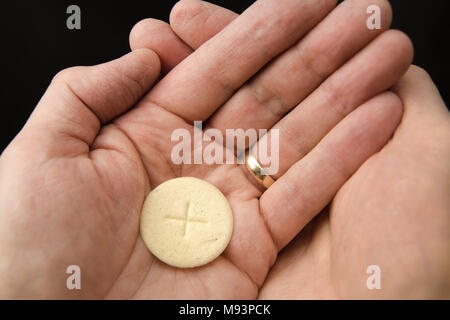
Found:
170,0 -> 237,49
129,17 -> 193,74
129,19 -> 146,50
361,91 -> 403,124
170,0 -> 203,26
379,0 -> 394,29
127,48 -> 161,80
370,0 -> 393,30
129,18 -> 169,51
384,29 -> 415,68
338,91 -> 404,154
357,92 -> 403,151
341,0 -> 392,30
169,0 -> 195,31
374,91 -> 404,126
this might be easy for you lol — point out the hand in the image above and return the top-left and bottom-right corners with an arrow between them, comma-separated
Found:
0,0 -> 413,299
258,65 -> 450,299
172,1 -> 450,299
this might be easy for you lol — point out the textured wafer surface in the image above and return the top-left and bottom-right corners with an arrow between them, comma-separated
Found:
140,177 -> 234,268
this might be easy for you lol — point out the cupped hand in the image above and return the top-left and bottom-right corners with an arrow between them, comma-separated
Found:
0,0 -> 413,299
258,65 -> 450,299
176,1 -> 450,300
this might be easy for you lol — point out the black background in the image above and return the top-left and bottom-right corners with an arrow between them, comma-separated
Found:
1,0 -> 449,152
0,300 -> 446,317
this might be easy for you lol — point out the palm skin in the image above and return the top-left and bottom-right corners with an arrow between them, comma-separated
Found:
259,67 -> 450,299
0,0 -> 352,299
162,0 -> 450,299
2,66 -> 448,300
0,71 -> 271,299
105,106 -> 274,299
0,0 -> 448,300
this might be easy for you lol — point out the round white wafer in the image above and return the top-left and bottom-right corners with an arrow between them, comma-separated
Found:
140,177 -> 233,268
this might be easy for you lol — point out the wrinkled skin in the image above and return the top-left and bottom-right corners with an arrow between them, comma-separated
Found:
258,66 -> 450,299
0,0 -> 448,299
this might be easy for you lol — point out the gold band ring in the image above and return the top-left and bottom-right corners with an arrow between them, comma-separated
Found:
245,149 -> 275,189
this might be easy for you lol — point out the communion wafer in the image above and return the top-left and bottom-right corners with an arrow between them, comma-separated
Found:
140,177 -> 234,268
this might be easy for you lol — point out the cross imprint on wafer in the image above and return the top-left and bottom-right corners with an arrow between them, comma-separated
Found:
165,201 -> 208,236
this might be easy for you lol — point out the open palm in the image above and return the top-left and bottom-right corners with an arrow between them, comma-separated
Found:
0,0 -> 419,299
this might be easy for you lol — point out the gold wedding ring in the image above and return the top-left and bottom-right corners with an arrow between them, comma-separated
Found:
245,149 -> 275,189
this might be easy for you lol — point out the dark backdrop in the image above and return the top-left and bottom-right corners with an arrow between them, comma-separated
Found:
1,0 -> 449,152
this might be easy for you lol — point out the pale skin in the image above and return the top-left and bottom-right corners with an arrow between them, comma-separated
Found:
0,0 -> 448,299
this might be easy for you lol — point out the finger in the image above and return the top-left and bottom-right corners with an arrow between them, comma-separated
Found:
208,0 -> 393,134
129,18 -> 193,75
170,0 -> 238,49
145,0 -> 337,122
393,65 -> 449,117
260,91 -> 404,250
257,29 -> 413,179
24,49 -> 161,157
130,2 -> 238,74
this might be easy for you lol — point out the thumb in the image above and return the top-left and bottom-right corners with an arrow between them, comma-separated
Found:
393,65 -> 449,122
14,48 -> 160,158
391,65 -> 450,166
